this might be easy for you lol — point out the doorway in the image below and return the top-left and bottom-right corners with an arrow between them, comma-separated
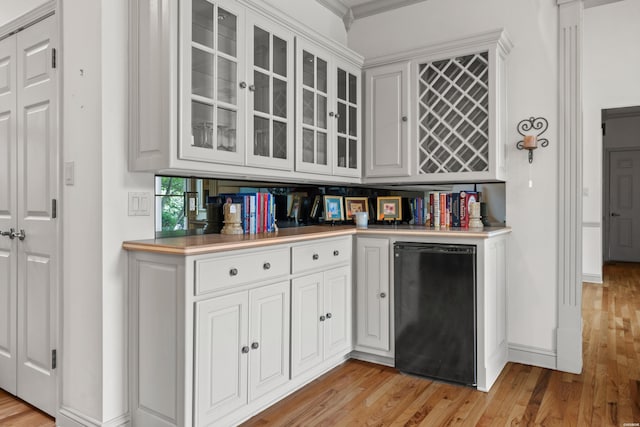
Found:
602,106 -> 640,263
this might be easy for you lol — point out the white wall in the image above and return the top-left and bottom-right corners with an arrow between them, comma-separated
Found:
0,0 -> 48,27
348,0 -> 560,353
583,0 -> 640,281
269,0 -> 347,44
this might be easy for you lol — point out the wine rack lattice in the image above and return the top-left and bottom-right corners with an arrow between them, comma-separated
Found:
418,52 -> 489,174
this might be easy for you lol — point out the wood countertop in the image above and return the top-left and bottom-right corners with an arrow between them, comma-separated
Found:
123,225 -> 511,256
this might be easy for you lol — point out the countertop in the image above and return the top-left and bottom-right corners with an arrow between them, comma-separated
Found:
122,225 -> 512,256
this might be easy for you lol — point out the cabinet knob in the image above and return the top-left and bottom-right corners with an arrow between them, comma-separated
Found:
229,268 -> 238,276
312,253 -> 319,260
329,112 -> 334,117
248,84 -> 256,92
326,312 -> 332,319
239,81 -> 247,89
241,346 -> 250,354
333,250 -> 339,256
263,262 -> 271,270
251,342 -> 259,350
402,116 -> 408,122
319,315 -> 326,322
380,292 -> 387,298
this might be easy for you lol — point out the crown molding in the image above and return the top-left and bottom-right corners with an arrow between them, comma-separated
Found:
583,0 -> 624,8
316,0 -> 429,31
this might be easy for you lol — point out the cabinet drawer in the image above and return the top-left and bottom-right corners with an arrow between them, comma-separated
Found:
195,247 -> 290,295
292,238 -> 351,274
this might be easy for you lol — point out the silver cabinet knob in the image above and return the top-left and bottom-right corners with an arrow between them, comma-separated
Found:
312,253 -> 319,260
402,116 -> 408,122
251,342 -> 259,350
10,229 -> 25,241
333,250 -> 339,256
380,292 -> 387,298
263,262 -> 271,270
239,81 -> 247,89
241,346 -> 250,354
229,268 -> 238,276
248,84 -> 256,92
326,313 -> 332,319
319,315 -> 326,322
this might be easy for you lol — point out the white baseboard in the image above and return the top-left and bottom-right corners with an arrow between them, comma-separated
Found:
508,343 -> 557,370
582,273 -> 603,284
57,407 -> 130,427
349,350 -> 394,367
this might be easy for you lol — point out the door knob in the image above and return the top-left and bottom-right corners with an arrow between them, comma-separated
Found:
251,342 -> 259,350
326,312 -> 332,319
241,346 -> 250,354
380,292 -> 387,298
319,315 -> 326,322
611,212 -> 621,217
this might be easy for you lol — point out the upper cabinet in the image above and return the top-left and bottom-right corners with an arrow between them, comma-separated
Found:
129,0 -> 362,182
294,39 -> 361,177
364,30 -> 513,184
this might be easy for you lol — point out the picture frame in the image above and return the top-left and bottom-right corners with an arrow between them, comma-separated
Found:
344,197 -> 369,220
310,195 -> 322,219
376,196 -> 402,221
323,195 -> 344,222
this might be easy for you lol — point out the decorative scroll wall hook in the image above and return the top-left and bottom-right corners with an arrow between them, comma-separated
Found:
516,117 -> 549,164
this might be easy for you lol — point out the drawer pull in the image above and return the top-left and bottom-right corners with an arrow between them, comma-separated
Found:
319,315 -> 326,322
241,346 -> 250,354
326,312 -> 332,319
251,342 -> 259,350
333,250 -> 339,256
380,292 -> 387,298
312,253 -> 319,260
263,262 -> 271,270
229,268 -> 238,276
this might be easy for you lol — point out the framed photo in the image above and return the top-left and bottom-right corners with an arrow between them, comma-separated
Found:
310,195 -> 322,219
344,197 -> 369,220
377,196 -> 402,221
323,195 -> 344,221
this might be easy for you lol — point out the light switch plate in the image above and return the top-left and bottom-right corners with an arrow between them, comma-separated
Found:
64,162 -> 75,186
128,192 -> 151,216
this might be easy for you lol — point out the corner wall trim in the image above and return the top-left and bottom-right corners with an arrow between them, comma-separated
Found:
583,273 -> 603,284
508,344 -> 557,370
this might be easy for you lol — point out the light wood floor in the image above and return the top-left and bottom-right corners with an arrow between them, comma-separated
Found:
1,263 -> 638,426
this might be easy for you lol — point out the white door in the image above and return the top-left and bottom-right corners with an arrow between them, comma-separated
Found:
0,14 -> 58,416
291,272 -> 323,377
195,291 -> 249,425
248,281 -> 289,401
323,266 -> 351,359
609,150 -> 640,261
0,27 -> 18,397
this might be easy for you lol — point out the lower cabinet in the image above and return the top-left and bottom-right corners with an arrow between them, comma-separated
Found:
194,281 -> 290,425
291,265 -> 352,377
354,237 -> 391,356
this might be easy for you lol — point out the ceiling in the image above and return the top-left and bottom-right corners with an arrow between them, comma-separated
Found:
316,0 -> 429,29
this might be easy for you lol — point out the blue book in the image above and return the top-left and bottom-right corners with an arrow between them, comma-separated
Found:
451,193 -> 461,227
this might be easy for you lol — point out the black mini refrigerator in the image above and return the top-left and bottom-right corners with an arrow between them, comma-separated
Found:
393,242 -> 477,387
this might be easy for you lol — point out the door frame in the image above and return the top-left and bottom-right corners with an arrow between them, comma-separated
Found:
0,0 -> 61,417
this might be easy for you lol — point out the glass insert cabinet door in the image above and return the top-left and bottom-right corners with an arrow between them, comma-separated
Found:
245,14 -> 294,170
334,62 -> 360,176
181,0 -> 246,164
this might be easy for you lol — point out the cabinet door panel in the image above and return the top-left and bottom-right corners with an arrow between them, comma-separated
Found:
195,292 -> 249,425
291,273 -> 323,377
323,266 -> 351,359
248,281 -> 290,401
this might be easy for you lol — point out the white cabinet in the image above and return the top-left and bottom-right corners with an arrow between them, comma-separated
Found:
364,62 -> 410,178
194,281 -> 290,425
291,265 -> 351,377
364,30 -> 512,184
354,237 -> 391,356
295,38 -> 361,177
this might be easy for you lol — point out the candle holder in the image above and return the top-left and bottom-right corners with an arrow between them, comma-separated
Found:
516,117 -> 549,164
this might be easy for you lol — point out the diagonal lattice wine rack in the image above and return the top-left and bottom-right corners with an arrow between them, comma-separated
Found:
418,51 -> 489,174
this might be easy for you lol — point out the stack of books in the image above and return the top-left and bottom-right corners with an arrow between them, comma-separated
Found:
428,191 -> 480,228
210,192 -> 276,234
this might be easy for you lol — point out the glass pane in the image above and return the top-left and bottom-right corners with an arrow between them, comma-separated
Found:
217,108 -> 237,153
349,73 -> 357,103
317,95 -> 327,130
302,51 -> 314,88
192,48 -> 213,99
192,0 -> 213,48
273,36 -> 287,77
191,101 -> 214,148
273,78 -> 287,118
273,121 -> 287,159
254,116 -> 270,157
254,71 -> 269,114
348,138 -> 357,169
254,27 -> 270,70
337,102 -> 346,134
337,136 -> 346,168
303,89 -> 314,125
217,8 -> 237,57
317,132 -> 327,165
302,129 -> 314,163
337,68 -> 347,101
349,105 -> 357,136
217,57 -> 236,104
317,58 -> 327,93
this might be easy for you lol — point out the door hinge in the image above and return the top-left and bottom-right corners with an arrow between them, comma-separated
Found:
52,48 -> 56,69
52,199 -> 57,219
602,122 -> 606,136
51,349 -> 57,370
